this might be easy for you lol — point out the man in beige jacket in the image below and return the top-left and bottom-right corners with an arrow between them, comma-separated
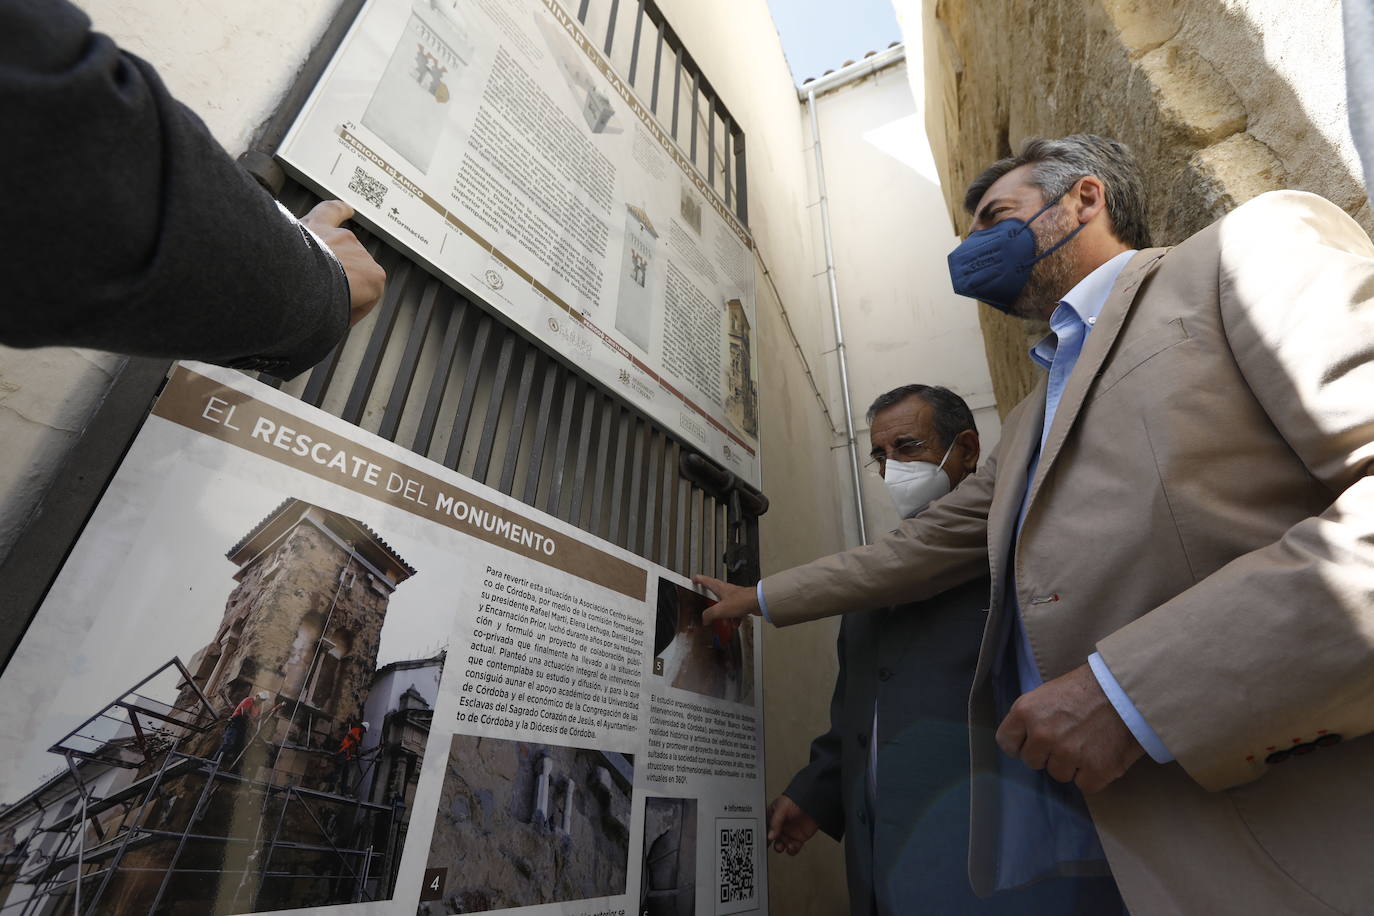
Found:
697,134 -> 1374,914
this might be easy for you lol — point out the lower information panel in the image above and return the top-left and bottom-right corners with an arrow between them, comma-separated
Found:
0,361 -> 765,916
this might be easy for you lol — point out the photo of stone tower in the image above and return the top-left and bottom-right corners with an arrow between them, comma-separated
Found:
2,497 -> 441,916
724,299 -> 758,440
174,497 -> 416,784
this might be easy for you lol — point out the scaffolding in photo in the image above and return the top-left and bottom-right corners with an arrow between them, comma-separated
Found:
0,658 -> 407,916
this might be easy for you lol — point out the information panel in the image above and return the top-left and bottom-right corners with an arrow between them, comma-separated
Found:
0,364 -> 765,916
278,0 -> 761,487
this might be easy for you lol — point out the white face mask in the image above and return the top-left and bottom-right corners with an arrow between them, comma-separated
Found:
881,440 -> 954,519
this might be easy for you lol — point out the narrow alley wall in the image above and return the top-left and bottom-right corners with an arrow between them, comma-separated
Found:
656,1 -> 856,910
806,56 -> 1001,540
898,0 -> 1370,414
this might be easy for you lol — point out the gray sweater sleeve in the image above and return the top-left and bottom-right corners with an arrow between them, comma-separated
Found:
1,0 -> 350,379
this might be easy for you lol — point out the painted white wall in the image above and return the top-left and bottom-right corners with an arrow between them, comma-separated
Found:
0,1 -> 346,565
653,2 -> 853,911
806,58 -> 1000,540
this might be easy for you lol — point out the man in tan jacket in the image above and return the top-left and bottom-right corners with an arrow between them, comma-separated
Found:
697,134 -> 1374,914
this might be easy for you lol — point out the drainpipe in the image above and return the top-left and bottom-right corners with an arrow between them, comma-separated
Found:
805,88 -> 868,546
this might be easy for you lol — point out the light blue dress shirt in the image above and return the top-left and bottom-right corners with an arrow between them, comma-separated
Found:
1018,250 -> 1171,765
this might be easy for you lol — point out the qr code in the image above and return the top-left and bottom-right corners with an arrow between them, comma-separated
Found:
347,166 -> 387,208
715,818 -> 757,913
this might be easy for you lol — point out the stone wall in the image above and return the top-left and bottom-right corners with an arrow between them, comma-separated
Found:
421,737 -> 633,913
912,0 -> 1370,414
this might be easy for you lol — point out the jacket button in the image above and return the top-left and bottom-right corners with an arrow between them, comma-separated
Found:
858,809 -> 867,825
1265,749 -> 1292,765
878,668 -> 893,682
856,733 -> 868,748
1315,733 -> 1343,748
1290,742 -> 1318,758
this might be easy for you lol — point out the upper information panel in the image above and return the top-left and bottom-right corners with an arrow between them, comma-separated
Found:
279,0 -> 761,486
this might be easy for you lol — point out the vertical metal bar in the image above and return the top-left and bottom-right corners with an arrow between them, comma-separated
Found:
604,0 -> 620,56
707,99 -> 716,184
607,410 -> 632,544
66,753 -> 86,916
671,50 -> 682,139
687,487 -> 702,574
734,130 -> 749,225
522,362 -> 561,506
717,500 -> 728,579
442,312 -> 494,469
472,334 -> 518,483
411,295 -> 467,456
690,71 -> 699,161
377,278 -> 440,442
545,376 -> 579,517
722,118 -> 733,208
342,258 -> 411,426
675,471 -> 689,574
650,25 -> 665,114
624,419 -> 647,554
300,338 -> 345,408
577,0 -> 591,23
708,497 -> 719,576
640,431 -> 661,561
590,398 -> 616,538
252,785 -> 293,910
83,741 -> 185,914
498,347 -> 540,495
568,387 -> 599,526
628,0 -> 646,84
658,441 -> 676,568
147,759 -> 222,916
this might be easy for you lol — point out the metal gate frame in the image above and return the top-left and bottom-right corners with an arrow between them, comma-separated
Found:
0,0 -> 765,670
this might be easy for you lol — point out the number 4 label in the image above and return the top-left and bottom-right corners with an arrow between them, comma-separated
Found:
420,867 -> 447,902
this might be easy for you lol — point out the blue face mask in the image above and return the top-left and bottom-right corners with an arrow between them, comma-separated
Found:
946,194 -> 1085,313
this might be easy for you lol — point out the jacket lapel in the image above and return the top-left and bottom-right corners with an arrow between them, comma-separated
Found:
1023,248 -> 1167,512
974,384 -> 1045,685
986,386 -> 1044,590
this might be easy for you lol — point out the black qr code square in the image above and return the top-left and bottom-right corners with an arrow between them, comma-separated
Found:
715,818 -> 757,913
348,166 -> 387,209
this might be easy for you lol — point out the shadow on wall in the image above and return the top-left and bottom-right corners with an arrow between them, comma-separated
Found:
922,0 -> 1371,412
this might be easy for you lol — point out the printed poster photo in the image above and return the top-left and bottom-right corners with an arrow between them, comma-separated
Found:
651,578 -> 756,705
0,496 -> 451,914
640,797 -> 696,916
361,0 -> 477,173
533,9 -> 622,134
417,736 -> 634,912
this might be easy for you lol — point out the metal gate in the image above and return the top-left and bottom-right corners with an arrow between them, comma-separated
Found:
0,0 -> 765,666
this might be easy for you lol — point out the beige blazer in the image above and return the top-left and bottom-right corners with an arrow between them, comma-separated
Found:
763,190 -> 1374,915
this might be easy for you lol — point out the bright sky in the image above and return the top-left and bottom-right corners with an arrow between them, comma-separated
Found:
767,0 -> 903,86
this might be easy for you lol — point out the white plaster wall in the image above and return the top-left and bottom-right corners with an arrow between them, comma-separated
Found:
1195,0 -> 1363,212
0,1 -> 346,565
809,60 -> 1000,540
655,1 -> 853,912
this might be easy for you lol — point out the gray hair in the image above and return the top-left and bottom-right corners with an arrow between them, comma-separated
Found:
963,134 -> 1152,249
866,385 -> 976,449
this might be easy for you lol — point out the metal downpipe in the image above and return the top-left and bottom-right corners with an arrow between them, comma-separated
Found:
806,88 -> 868,546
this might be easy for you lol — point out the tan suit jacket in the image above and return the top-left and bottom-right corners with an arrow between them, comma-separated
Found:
763,190 -> 1374,915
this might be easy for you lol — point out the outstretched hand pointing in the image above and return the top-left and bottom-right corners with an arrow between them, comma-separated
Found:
692,574 -> 761,624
